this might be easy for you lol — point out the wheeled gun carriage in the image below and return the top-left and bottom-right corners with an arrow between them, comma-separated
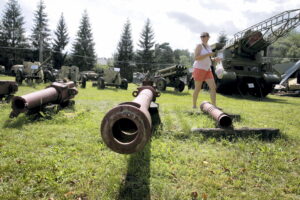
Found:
154,64 -> 187,92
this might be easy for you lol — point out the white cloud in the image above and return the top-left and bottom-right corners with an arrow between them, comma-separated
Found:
0,0 -> 299,57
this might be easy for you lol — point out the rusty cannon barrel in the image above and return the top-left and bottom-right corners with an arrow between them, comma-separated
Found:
200,101 -> 232,128
101,85 -> 160,154
10,81 -> 78,118
0,80 -> 18,102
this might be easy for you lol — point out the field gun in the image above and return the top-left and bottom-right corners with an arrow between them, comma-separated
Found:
0,81 -> 18,103
212,9 -> 300,97
10,81 -> 78,118
154,64 -> 187,92
101,81 -> 160,154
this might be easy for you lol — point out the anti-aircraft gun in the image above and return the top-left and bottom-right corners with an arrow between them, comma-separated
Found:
154,64 -> 187,92
212,9 -> 300,97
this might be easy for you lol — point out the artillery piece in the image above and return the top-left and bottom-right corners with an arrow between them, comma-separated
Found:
101,81 -> 160,154
15,56 -> 55,85
0,81 -> 18,103
211,9 -> 300,97
58,66 -> 87,88
96,67 -> 128,90
154,64 -> 187,92
10,81 -> 78,118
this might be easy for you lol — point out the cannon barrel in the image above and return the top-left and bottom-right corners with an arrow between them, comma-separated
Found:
157,65 -> 186,74
200,101 -> 232,128
101,85 -> 160,154
10,81 -> 78,118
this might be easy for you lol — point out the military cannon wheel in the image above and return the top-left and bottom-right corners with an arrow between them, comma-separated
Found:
81,75 -> 87,88
97,77 -> 105,89
15,70 -> 23,85
156,78 -> 167,91
120,79 -> 128,90
175,80 -> 185,92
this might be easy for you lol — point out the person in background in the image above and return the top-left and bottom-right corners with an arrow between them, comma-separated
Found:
192,32 -> 221,109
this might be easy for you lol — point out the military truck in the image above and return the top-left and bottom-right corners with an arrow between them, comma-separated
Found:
210,9 -> 300,97
58,65 -> 87,88
96,67 -> 128,90
154,64 -> 187,92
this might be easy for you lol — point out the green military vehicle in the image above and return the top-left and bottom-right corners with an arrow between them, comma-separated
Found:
96,67 -> 128,90
210,9 -> 300,97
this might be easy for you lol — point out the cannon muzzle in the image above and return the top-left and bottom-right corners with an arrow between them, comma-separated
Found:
10,81 -> 78,118
200,101 -> 232,128
101,85 -> 160,154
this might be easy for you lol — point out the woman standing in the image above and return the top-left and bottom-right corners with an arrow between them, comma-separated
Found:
192,32 -> 221,108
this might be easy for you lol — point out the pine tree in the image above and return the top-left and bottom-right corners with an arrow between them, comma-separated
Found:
154,42 -> 174,68
31,0 -> 51,62
136,18 -> 155,72
52,13 -> 69,69
0,0 -> 28,67
72,10 -> 96,71
114,20 -> 134,81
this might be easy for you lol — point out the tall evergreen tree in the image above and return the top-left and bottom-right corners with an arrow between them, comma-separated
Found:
114,20 -> 134,81
52,13 -> 69,69
154,42 -> 174,68
72,10 -> 96,71
31,0 -> 51,62
136,18 -> 155,72
0,0 -> 28,67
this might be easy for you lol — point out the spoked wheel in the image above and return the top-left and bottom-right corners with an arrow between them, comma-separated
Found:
156,78 -> 166,91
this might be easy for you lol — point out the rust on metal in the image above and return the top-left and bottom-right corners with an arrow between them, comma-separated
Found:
0,80 -> 18,102
200,101 -> 232,128
10,81 -> 78,118
101,83 -> 160,154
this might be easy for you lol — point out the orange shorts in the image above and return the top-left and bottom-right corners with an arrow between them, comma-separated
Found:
192,68 -> 214,82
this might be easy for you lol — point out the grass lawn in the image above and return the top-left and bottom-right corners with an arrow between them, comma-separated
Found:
0,75 -> 299,200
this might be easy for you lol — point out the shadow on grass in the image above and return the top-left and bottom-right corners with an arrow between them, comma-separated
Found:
185,128 -> 284,142
2,114 -> 38,129
160,90 -> 190,96
220,93 -> 294,104
117,143 -> 151,200
117,105 -> 161,200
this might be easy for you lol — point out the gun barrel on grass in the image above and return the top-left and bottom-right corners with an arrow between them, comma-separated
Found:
10,81 -> 78,118
101,84 -> 160,154
0,81 -> 18,102
200,101 -> 232,128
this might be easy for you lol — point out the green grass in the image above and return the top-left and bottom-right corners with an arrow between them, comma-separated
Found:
0,75 -> 300,200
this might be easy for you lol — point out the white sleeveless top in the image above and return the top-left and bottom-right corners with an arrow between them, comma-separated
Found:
193,44 -> 212,71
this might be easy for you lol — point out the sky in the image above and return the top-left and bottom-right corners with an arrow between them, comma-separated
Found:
0,0 -> 299,58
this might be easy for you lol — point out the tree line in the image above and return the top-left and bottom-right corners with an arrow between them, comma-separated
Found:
0,0 -> 195,82
0,0 -> 97,71
1,0 -> 298,82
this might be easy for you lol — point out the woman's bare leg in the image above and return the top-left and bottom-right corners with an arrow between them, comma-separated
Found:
205,79 -> 217,106
193,81 -> 203,108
